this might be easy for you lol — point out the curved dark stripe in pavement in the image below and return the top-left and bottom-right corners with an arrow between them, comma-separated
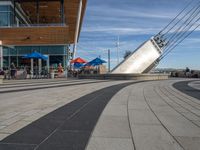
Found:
0,81 -> 142,150
0,80 -> 111,94
173,80 -> 200,100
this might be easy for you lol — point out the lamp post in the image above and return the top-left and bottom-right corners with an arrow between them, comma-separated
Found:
108,49 -> 110,72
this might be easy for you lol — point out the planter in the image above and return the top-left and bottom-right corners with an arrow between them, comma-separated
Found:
0,75 -> 4,84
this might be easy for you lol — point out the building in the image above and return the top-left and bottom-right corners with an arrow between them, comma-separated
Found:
0,0 -> 87,72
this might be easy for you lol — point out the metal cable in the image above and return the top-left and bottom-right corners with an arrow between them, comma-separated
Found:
159,23 -> 200,61
164,6 -> 200,50
163,2 -> 200,42
159,0 -> 197,36
157,0 -> 195,35
163,12 -> 200,53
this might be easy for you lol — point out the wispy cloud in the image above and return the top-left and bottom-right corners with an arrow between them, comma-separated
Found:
83,27 -> 160,35
78,0 -> 200,69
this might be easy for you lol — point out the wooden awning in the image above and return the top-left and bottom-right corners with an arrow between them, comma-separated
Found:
0,0 -> 87,45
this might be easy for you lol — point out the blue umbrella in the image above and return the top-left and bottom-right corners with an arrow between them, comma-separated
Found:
23,52 -> 48,60
87,57 -> 107,66
74,62 -> 84,69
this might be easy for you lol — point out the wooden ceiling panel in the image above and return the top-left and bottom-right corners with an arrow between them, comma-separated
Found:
65,0 -> 87,43
19,0 -> 87,43
0,26 -> 69,45
0,0 -> 87,45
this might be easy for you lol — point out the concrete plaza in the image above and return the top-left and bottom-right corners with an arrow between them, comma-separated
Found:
0,78 -> 199,150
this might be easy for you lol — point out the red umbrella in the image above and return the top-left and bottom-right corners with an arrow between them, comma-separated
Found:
70,57 -> 87,63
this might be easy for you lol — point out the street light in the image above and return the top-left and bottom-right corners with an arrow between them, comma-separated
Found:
108,49 -> 111,73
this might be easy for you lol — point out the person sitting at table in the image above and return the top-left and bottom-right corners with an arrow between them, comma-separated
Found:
57,63 -> 63,74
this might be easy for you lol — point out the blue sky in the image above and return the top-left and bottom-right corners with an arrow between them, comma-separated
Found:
77,0 -> 200,70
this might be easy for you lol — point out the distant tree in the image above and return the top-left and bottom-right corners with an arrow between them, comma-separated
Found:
185,67 -> 190,73
123,50 -> 132,59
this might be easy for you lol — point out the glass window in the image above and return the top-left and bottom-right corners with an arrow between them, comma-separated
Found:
16,46 -> 32,55
0,5 -> 13,26
0,12 -> 9,26
48,46 -> 64,54
3,46 -> 16,55
50,56 -> 64,66
0,6 -> 9,11
3,47 -> 9,56
40,46 -> 49,54
3,56 -> 9,68
13,46 -> 66,55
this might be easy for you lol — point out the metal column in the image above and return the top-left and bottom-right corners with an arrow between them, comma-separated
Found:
72,0 -> 82,59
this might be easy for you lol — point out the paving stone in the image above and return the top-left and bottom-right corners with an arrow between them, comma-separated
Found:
92,115 -> 131,138
0,81 -> 133,150
163,92 -> 200,116
0,80 -> 127,137
22,112 -> 46,122
132,124 -> 183,150
192,120 -> 200,127
1,79 -> 200,150
102,104 -> 127,117
181,112 -> 200,121
0,133 -> 9,141
167,87 -> 200,107
0,121 -> 30,134
0,112 -> 19,120
86,137 -> 134,150
128,100 -> 149,110
176,136 -> 200,150
169,86 -> 200,103
21,110 -> 40,116
108,87 -> 130,105
154,110 -> 200,137
0,115 -> 25,126
0,126 -> 6,130
128,109 -> 160,125
173,107 -> 189,113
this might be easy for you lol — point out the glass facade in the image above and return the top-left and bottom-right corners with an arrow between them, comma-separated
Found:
0,3 -> 69,72
3,45 -> 68,70
0,3 -> 31,27
0,5 -> 13,26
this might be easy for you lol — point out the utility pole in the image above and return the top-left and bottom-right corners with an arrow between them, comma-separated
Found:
108,49 -> 111,72
116,36 -> 119,65
8,48 -> 11,80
